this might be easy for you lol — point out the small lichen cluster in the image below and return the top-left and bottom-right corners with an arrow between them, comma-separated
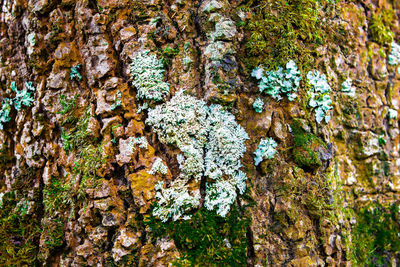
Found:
252,98 -> 265,113
147,91 -> 249,221
0,82 -> 36,130
388,108 -> 398,119
341,78 -> 356,97
254,137 -> 278,166
130,51 -> 170,102
388,42 -> 400,73
148,157 -> 168,176
252,60 -> 301,101
153,181 -> 200,222
128,136 -> 148,151
307,70 -> 332,124
110,90 -> 122,110
70,64 -> 82,81
27,32 -> 36,47
147,92 -> 208,182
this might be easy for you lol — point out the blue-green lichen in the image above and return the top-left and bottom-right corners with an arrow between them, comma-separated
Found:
252,60 -> 301,101
254,137 -> 278,166
27,32 -> 36,47
388,42 -> 400,73
252,98 -> 264,113
341,78 -> 356,97
0,82 -> 36,130
70,64 -> 82,81
307,70 -> 332,124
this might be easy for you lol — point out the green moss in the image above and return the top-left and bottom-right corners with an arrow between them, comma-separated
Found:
275,166 -> 333,218
60,107 -> 94,154
241,0 -> 330,73
158,45 -> 179,66
74,143 -> 107,201
291,120 -> 325,170
43,218 -> 64,250
146,206 -> 250,266
351,202 -> 400,266
43,176 -> 72,215
0,191 -> 41,266
369,9 -> 395,46
57,97 -> 107,206
57,94 -> 80,116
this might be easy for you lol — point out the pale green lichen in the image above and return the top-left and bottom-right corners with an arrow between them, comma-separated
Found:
202,0 -> 222,13
148,157 -> 168,175
27,32 -> 36,47
388,42 -> 400,73
153,181 -> 200,222
341,78 -> 356,97
0,99 -> 12,130
254,137 -> 278,166
147,91 -> 208,182
0,82 -> 36,130
130,51 -> 170,102
110,90 -> 122,110
204,180 -> 237,217
253,98 -> 264,113
388,108 -> 398,119
137,103 -> 148,113
252,60 -> 301,101
307,70 -> 332,124
209,18 -> 236,41
129,136 -> 148,150
147,91 -> 249,221
70,64 -> 82,81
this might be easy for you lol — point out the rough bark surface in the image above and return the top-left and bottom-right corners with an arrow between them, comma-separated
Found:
0,0 -> 399,266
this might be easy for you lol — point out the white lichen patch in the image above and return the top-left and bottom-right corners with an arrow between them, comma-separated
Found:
147,91 -> 249,221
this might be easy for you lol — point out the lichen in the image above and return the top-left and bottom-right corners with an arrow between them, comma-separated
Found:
341,78 -> 356,97
252,98 -> 264,113
110,90 -> 122,110
0,82 -> 36,130
387,108 -> 398,119
252,60 -> 301,101
152,181 -> 200,222
388,42 -> 400,67
254,137 -> 278,166
128,136 -> 148,151
147,91 -> 249,221
148,157 -> 168,175
27,32 -> 36,47
307,70 -> 332,124
70,64 -> 82,81
130,51 -> 170,103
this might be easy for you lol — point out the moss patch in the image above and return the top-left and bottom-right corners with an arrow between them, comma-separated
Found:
291,120 -> 326,171
241,0 -> 333,73
369,8 -> 395,46
0,190 -> 41,266
351,202 -> 400,266
146,206 -> 250,266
